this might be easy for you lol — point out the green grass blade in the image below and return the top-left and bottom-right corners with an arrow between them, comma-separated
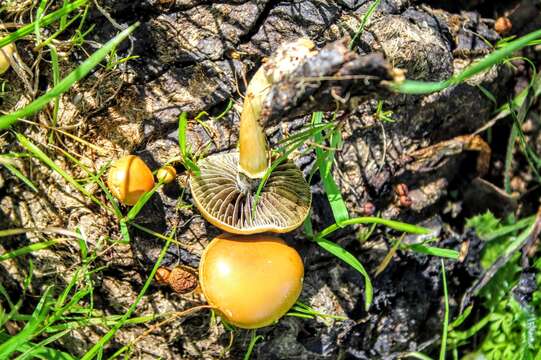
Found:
303,213 -> 314,238
3,163 -> 38,192
48,44 -> 61,143
318,216 -> 430,239
349,0 -> 381,49
0,287 -> 52,358
467,214 -> 534,241
0,283 -> 16,313
0,240 -> 59,262
393,28 -> 541,94
276,123 -> 334,148
323,131 -> 349,223
477,84 -> 497,105
289,301 -> 347,321
0,0 -> 89,49
502,219 -> 537,258
243,330 -> 264,360
439,260 -> 449,360
53,147 -> 121,216
314,216 -> 429,310
60,0 -> 70,28
0,22 -> 139,129
449,305 -> 472,331
125,182 -> 161,222
34,0 -> 49,45
314,236 -> 373,310
312,112 -> 349,224
407,244 -> 459,260
178,112 -> 200,175
391,80 -> 448,94
0,227 -> 82,239
119,220 -> 131,244
80,235 -> 173,360
285,312 -> 314,319
404,352 -> 433,360
252,122 -> 334,216
36,12 -> 83,52
213,99 -> 234,121
453,28 -> 541,83
178,112 -> 188,157
448,314 -> 493,343
15,133 -> 110,212
504,121 -> 519,193
16,329 -> 76,360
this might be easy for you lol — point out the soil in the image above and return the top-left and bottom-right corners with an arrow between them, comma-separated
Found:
0,0 -> 540,359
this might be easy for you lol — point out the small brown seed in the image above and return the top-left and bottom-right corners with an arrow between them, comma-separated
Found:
168,266 -> 198,294
495,17 -> 512,34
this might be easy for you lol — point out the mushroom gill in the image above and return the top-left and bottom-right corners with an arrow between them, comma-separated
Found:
189,152 -> 311,234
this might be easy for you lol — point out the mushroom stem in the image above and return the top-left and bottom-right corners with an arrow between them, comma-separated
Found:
239,38 -> 317,179
238,67 -> 272,179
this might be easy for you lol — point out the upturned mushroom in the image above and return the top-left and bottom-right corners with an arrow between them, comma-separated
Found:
107,155 -> 155,205
189,39 -> 315,234
199,233 -> 304,329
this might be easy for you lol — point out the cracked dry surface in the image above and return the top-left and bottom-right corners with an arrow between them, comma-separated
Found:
0,0 -> 518,358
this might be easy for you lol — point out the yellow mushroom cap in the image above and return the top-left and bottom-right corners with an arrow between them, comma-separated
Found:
107,155 -> 155,206
156,165 -> 177,184
200,234 -> 304,329
0,42 -> 16,75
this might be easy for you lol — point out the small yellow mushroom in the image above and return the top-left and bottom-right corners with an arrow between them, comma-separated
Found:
107,155 -> 155,205
156,165 -> 176,184
199,234 -> 304,329
0,42 -> 16,75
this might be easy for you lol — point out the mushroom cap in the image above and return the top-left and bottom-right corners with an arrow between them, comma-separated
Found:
107,155 -> 155,206
0,43 -> 15,75
199,233 -> 304,329
189,151 -> 311,234
156,165 -> 177,184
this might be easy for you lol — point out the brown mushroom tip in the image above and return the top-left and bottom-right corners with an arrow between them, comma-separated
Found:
188,151 -> 311,234
155,267 -> 171,285
107,155 -> 155,206
156,165 -> 177,184
199,233 -> 304,329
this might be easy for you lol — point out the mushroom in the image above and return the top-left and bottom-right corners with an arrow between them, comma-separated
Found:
189,39 -> 316,234
107,155 -> 155,205
156,165 -> 177,184
199,233 -> 304,329
0,42 -> 15,74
